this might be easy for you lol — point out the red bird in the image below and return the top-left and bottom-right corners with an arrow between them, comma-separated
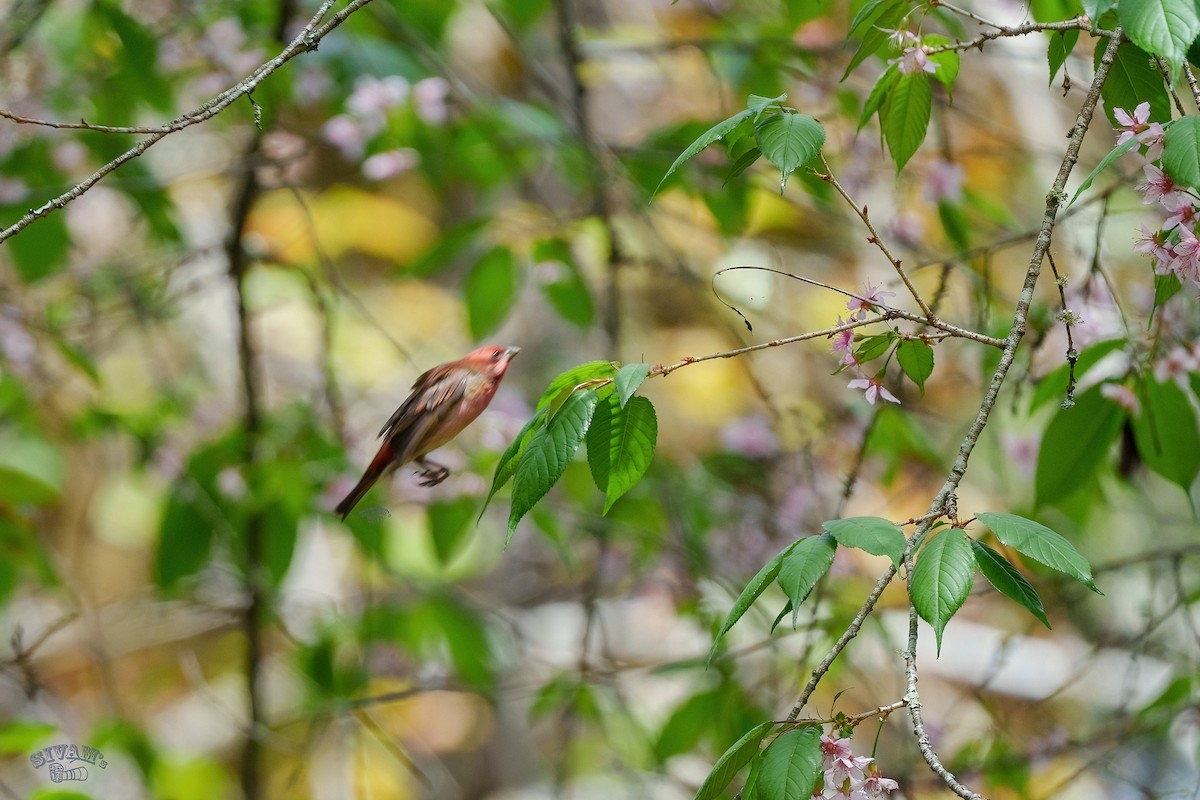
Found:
335,345 -> 520,520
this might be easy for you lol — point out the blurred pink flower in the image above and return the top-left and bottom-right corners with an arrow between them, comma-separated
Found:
347,74 -> 410,121
925,159 -> 964,204
1163,200 -> 1197,232
720,415 -> 779,458
0,178 -> 29,204
413,76 -> 450,125
1100,383 -> 1139,413
1168,225 -> 1200,286
322,114 -> 368,160
831,316 -> 857,367
362,148 -> 419,180
1153,345 -> 1198,389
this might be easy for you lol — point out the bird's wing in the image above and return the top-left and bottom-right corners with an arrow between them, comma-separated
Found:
377,366 -> 470,461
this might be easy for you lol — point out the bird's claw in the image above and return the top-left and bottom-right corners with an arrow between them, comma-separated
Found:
417,465 -> 450,487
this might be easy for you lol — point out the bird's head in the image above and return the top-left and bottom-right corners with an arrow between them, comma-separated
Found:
468,345 -> 520,379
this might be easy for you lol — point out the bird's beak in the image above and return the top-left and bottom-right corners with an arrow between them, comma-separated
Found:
504,346 -> 521,361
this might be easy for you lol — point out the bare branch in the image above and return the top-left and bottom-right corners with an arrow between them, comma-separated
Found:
0,0 -> 377,245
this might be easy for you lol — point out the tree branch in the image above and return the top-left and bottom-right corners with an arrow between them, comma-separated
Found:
0,0 -> 377,245
902,27 -> 1125,800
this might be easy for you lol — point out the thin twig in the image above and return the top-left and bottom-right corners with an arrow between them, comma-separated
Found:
0,0 -> 376,245
922,17 -> 1110,57
712,266 -> 1004,348
817,157 -> 934,320
0,110 -> 167,134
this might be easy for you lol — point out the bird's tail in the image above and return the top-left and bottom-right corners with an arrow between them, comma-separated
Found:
335,443 -> 394,520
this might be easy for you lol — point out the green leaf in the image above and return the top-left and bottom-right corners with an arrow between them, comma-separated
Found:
853,332 -> 896,363
882,74 -> 931,172
897,340 -> 935,395
1119,0 -> 1200,67
1098,41 -> 1171,129
656,690 -> 718,761
859,65 -> 899,131
536,361 -> 617,410
533,238 -> 594,328
261,503 -> 299,587
1153,271 -> 1182,315
1131,378 -> 1200,490
0,719 -> 56,754
155,484 -> 215,590
1068,132 -> 1144,206
725,146 -> 764,183
655,109 -> 755,196
709,543 -> 793,663
971,539 -> 1051,628
507,389 -> 599,544
757,726 -> 823,800
481,409 -> 546,517
924,34 -> 960,98
777,534 -> 836,627
1035,384 -> 1126,505
976,511 -> 1100,593
615,362 -> 651,407
823,517 -> 906,567
429,497 -> 477,565
1163,114 -> 1200,190
849,0 -> 902,36
1083,0 -> 1118,16
1047,29 -> 1080,85
747,92 -> 788,119
910,528 -> 975,655
938,199 -> 971,250
427,596 -> 497,693
692,721 -> 774,800
6,211 -> 69,283
465,247 -> 518,340
1031,338 -> 1127,410
0,435 -> 63,504
753,112 -> 825,191
586,395 -> 657,514
844,0 -> 905,78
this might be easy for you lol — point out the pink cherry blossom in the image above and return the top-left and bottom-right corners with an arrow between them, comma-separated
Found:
1168,225 -> 1200,285
848,375 -> 900,405
1162,200 -> 1197,232
860,773 -> 899,797
831,316 -> 857,367
847,282 -> 897,320
1137,164 -> 1186,207
1133,224 -> 1173,273
897,46 -> 937,76
1114,102 -> 1165,160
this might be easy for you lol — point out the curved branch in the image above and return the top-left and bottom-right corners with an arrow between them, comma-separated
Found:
0,0 -> 377,245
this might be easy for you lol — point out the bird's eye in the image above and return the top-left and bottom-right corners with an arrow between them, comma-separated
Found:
491,350 -> 501,361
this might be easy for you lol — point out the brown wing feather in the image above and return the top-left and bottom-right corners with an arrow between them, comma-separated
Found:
378,369 -> 470,464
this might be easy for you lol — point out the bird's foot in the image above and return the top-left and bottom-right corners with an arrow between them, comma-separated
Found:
415,460 -> 450,487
